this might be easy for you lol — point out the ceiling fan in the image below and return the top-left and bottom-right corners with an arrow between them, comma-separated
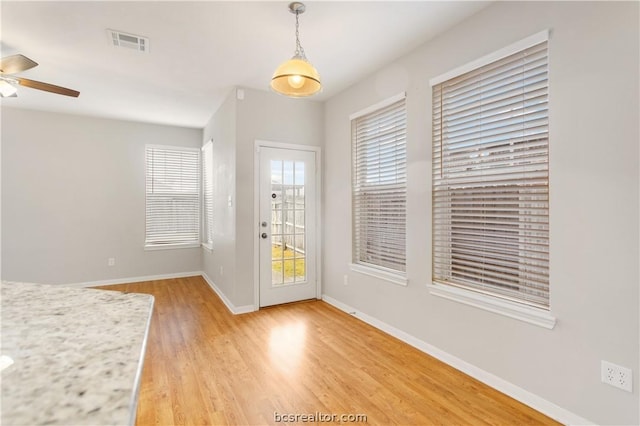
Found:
0,54 -> 80,98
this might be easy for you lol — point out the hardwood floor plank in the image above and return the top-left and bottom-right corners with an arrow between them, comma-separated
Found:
94,276 -> 559,426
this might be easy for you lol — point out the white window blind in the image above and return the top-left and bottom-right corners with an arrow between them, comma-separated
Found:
202,141 -> 214,247
352,95 -> 407,273
432,40 -> 549,309
145,145 -> 200,248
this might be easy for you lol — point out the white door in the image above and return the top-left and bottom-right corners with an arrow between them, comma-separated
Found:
259,146 -> 317,307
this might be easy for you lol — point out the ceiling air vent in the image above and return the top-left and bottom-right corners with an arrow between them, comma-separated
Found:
107,29 -> 149,53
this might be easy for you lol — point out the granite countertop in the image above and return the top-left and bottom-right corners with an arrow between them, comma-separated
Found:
1,282 -> 154,426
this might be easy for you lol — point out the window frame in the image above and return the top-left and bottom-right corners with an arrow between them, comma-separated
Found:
201,140 -> 214,252
428,30 -> 556,329
350,92 -> 408,286
144,144 -> 201,250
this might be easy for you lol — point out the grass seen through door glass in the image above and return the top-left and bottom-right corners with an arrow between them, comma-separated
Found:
272,245 -> 305,279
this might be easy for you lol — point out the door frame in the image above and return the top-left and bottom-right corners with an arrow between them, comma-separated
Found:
253,140 -> 322,310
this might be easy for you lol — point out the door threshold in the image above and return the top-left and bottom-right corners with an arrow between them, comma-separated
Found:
259,298 -> 319,310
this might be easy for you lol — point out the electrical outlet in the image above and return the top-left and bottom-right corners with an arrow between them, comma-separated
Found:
601,360 -> 633,392
219,266 -> 224,276
343,275 -> 348,286
107,257 -> 115,267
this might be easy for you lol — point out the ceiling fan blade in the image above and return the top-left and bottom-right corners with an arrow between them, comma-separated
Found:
0,54 -> 38,75
16,77 -> 80,97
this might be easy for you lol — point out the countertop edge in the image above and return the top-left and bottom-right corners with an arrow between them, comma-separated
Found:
127,294 -> 155,426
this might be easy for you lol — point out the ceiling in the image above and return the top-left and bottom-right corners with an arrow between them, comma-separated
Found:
0,1 -> 490,129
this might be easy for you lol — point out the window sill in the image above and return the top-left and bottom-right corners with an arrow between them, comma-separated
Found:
201,243 -> 213,253
427,283 -> 556,329
144,242 -> 201,251
349,263 -> 408,286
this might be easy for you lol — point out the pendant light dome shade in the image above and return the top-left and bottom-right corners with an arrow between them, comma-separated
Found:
270,2 -> 321,98
271,56 -> 321,97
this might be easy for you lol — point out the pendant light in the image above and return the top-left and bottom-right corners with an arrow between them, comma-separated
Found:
270,2 -> 321,97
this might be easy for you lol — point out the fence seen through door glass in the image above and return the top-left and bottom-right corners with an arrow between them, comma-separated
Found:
270,160 -> 306,285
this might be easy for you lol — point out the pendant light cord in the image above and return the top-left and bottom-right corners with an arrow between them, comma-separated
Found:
294,11 -> 307,60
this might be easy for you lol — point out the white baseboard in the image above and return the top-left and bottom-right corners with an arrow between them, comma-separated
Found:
200,272 -> 256,315
64,271 -> 204,288
321,294 -> 593,426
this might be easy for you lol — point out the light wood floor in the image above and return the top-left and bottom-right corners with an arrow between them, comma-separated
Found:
95,276 -> 559,425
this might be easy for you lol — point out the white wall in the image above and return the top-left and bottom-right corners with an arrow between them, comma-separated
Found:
202,87 -> 324,308
1,107 -> 203,284
235,88 -> 324,306
323,2 -> 639,424
202,91 -> 237,301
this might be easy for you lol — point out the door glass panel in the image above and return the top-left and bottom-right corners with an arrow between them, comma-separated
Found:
284,186 -> 294,204
272,244 -> 283,261
295,162 -> 305,187
271,159 -> 307,286
271,160 -> 283,285
272,260 -> 283,285
295,209 -> 305,227
272,209 -> 281,238
294,235 -> 305,253
283,208 -> 294,234
294,258 -> 306,282
271,160 -> 282,184
293,161 -> 306,283
283,259 -> 295,284
283,161 -> 294,185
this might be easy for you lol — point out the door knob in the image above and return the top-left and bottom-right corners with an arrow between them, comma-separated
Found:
261,233 -> 268,239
